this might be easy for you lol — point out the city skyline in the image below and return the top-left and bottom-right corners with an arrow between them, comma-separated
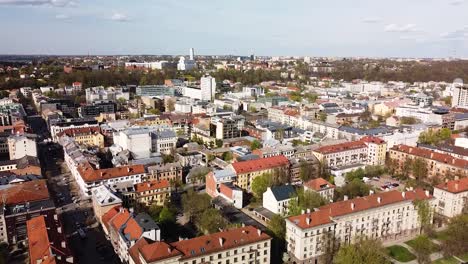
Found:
1,0 -> 468,57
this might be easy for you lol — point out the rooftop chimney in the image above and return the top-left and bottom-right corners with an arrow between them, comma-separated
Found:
369,190 -> 374,195
344,195 -> 348,201
425,190 -> 430,197
351,202 -> 355,210
257,229 -> 262,236
301,209 -> 305,215
306,217 -> 311,225
377,197 -> 382,204
455,183 -> 459,190
402,192 -> 406,198
219,237 -> 225,246
306,208 -> 311,214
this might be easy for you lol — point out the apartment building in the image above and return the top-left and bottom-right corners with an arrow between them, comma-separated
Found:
26,215 -> 74,264
101,206 -> 160,263
7,133 -> 37,160
211,115 -> 245,140
147,162 -> 183,182
304,178 -> 335,201
128,226 -> 272,264
0,180 -> 56,244
389,145 -> 468,180
91,185 -> 123,223
312,136 -> 386,168
57,127 -> 105,148
75,162 -> 145,197
286,189 -> 433,264
49,117 -> 99,142
228,155 -> 290,191
85,86 -> 130,103
433,177 -> 468,218
123,179 -> 172,207
0,156 -> 41,176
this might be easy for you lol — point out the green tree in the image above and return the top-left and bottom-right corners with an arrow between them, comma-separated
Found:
181,189 -> 212,221
159,207 -> 176,225
413,199 -> 432,235
299,160 -> 317,182
148,205 -> 163,222
412,158 -> 428,183
268,214 -> 286,240
222,151 -> 233,161
250,139 -> 262,150
251,173 -> 274,199
196,208 -> 227,235
441,214 -> 468,257
215,139 -> 223,148
411,235 -> 433,264
162,154 -> 175,164
345,168 -> 365,182
289,188 -> 328,216
334,237 -> 390,264
318,112 -> 327,122
336,179 -> 371,200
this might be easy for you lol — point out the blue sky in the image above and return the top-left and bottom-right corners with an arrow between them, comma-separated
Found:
1,0 -> 467,57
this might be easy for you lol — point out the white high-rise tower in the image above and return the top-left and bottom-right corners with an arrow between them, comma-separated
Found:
189,48 -> 195,60
201,74 -> 216,102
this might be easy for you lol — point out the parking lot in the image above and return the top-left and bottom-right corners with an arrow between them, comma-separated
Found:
367,175 -> 405,192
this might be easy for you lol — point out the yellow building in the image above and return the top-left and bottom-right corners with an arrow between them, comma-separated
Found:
125,179 -> 172,207
57,127 -> 105,148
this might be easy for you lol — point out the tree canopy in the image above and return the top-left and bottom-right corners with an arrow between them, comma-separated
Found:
334,237 -> 391,264
288,188 -> 328,216
441,214 -> 468,257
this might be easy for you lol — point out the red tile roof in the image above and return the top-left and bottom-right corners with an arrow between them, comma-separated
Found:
231,155 -> 289,174
360,136 -> 385,144
0,180 -> 50,205
101,206 -> 120,231
304,178 -> 335,191
123,217 -> 143,241
57,126 -> 101,137
288,189 -> 431,229
435,177 -> 468,194
131,226 -> 271,263
314,141 -> 367,155
128,238 -> 153,264
78,164 -> 145,183
27,216 -> 56,264
391,145 -> 468,168
134,179 -> 170,193
110,208 -> 131,232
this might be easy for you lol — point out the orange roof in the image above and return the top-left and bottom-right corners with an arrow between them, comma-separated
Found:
129,238 -> 152,264
110,208 -> 131,231
231,155 -> 289,174
304,178 -> 335,191
123,217 -> 143,241
57,126 -> 101,137
78,164 -> 145,183
435,177 -> 468,194
288,189 -> 431,229
102,206 -> 120,230
135,179 -> 170,193
314,141 -> 367,155
133,226 -> 271,263
391,145 -> 468,168
27,216 -> 56,264
0,180 -> 50,205
360,136 -> 385,144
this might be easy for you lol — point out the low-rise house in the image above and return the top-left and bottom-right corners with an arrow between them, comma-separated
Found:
433,177 -> 468,218
304,178 -> 335,201
128,226 -> 272,264
263,185 -> 296,216
123,180 -> 172,207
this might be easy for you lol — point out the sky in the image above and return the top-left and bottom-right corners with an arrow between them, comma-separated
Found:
0,0 -> 468,57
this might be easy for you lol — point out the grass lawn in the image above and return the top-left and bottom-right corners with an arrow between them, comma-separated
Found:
405,238 -> 440,253
434,230 -> 450,241
386,245 -> 417,262
432,256 -> 458,264
457,253 -> 468,261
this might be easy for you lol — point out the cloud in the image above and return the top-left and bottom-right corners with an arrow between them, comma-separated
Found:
362,17 -> 382,24
55,13 -> 69,20
384,23 -> 418,32
449,0 -> 466,5
0,0 -> 77,7
111,12 -> 130,22
440,26 -> 468,40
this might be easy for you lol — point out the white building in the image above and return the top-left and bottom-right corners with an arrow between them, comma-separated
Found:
7,134 -> 37,160
433,178 -> 468,218
303,178 -> 335,201
85,86 -> 130,103
177,56 -> 196,71
286,189 -> 433,264
452,79 -> 468,108
263,185 -> 297,216
201,75 -> 216,101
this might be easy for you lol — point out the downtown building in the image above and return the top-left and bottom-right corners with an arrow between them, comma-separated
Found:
286,189 -> 433,264
433,177 -> 468,218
